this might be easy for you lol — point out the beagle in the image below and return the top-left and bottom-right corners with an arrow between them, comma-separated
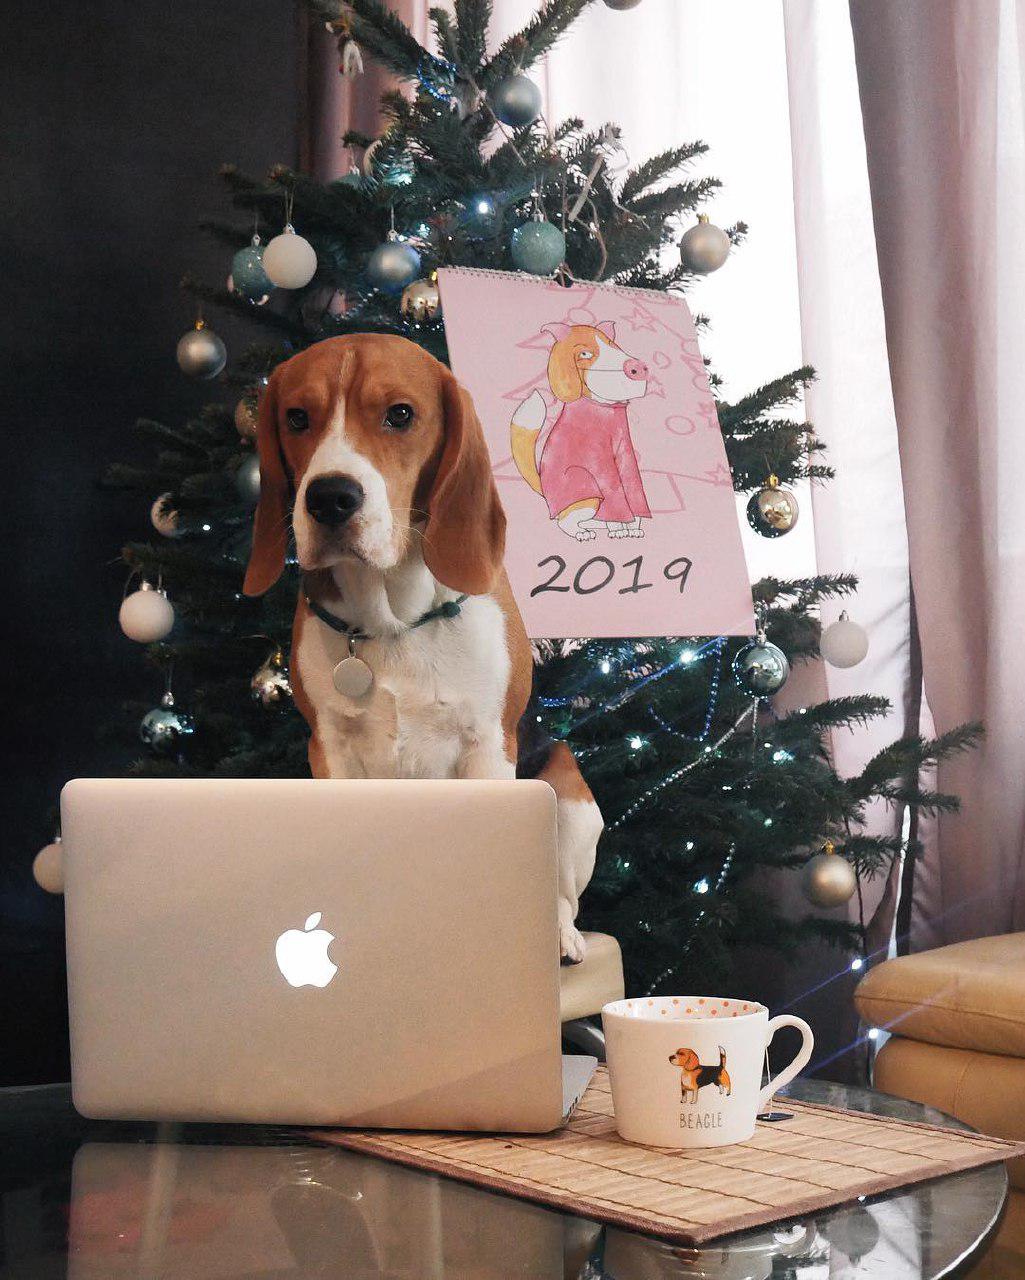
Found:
243,334 -> 602,962
668,1046 -> 732,1104
510,321 -> 651,542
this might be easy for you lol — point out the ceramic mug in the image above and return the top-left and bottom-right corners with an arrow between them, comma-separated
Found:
602,996 -> 814,1148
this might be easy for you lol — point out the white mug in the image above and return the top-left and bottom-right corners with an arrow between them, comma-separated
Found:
601,996 -> 814,1148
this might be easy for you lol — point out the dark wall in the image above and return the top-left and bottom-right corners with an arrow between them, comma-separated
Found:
0,0 -> 300,1084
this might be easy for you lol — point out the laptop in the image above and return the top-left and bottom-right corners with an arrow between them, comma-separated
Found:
62,777 -> 595,1132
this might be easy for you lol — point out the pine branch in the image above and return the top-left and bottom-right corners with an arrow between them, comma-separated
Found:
480,0 -> 597,88
717,368 -> 816,430
620,142 -> 710,203
454,0 -> 492,72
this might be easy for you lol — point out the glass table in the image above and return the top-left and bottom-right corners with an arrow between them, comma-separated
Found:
0,1078 -> 1006,1278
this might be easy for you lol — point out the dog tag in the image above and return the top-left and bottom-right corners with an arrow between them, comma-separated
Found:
333,635 -> 374,698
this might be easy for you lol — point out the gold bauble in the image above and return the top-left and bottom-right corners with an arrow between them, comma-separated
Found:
235,393 -> 259,440
400,276 -> 442,323
746,475 -> 799,538
802,844 -> 857,909
251,646 -> 292,707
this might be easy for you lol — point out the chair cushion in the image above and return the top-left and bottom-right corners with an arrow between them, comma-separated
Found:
874,1036 -> 1025,1189
855,933 -> 1025,1057
559,932 -> 624,1022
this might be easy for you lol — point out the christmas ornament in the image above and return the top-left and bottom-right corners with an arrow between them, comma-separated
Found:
679,213 -> 731,274
234,393 -> 259,440
367,232 -> 420,294
235,452 -> 261,505
326,10 -> 364,77
802,841 -> 857,908
820,611 -> 869,669
746,475 -> 799,537
263,225 -> 318,289
176,319 -> 226,379
511,216 -> 566,275
140,690 -> 196,757
732,634 -> 789,696
400,274 -> 442,323
32,838 -> 64,894
603,0 -> 643,7
490,73 -> 542,128
231,234 -> 273,304
119,582 -> 175,643
251,645 -> 292,707
150,493 -> 183,538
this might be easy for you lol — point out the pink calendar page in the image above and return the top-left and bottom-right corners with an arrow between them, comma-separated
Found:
438,268 -> 755,639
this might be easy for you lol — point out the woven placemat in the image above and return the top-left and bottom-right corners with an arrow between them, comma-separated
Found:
310,1066 -> 1025,1244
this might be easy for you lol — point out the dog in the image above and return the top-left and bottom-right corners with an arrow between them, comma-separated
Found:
668,1046 -> 732,1104
243,334 -> 602,963
510,321 -> 651,542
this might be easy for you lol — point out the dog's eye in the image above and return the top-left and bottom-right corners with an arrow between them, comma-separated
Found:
384,403 -> 415,432
578,349 -> 595,360
286,408 -> 309,433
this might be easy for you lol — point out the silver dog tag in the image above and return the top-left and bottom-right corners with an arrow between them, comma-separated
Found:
333,636 -> 374,698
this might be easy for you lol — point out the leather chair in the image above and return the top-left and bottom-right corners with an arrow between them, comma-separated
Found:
560,932 -> 625,1058
855,934 -> 1025,1278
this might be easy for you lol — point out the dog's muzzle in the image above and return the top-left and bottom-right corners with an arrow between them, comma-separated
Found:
305,474 -> 365,528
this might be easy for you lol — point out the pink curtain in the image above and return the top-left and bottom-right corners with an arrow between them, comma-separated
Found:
849,0 -> 1025,948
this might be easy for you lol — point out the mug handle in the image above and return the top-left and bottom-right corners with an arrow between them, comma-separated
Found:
757,1015 -> 814,1112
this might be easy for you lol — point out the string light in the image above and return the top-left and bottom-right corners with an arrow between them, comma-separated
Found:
629,735 -> 644,750
600,659 -> 611,674
476,198 -> 493,214
694,878 -> 709,894
850,957 -> 864,972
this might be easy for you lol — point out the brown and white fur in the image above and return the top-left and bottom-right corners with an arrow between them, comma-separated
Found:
243,334 -> 602,962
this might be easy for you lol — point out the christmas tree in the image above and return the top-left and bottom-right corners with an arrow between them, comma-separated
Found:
101,0 -> 977,997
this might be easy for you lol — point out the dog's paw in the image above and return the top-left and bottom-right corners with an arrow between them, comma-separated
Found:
560,921 -> 587,964
574,529 -> 596,542
628,527 -> 644,538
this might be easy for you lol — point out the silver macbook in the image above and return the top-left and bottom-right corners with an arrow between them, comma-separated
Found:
62,777 -> 595,1132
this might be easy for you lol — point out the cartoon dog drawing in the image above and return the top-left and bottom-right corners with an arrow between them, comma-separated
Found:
669,1046 -> 732,1104
510,321 -> 652,542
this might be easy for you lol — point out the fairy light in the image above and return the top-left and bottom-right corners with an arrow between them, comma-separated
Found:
694,878 -> 709,894
600,659 -> 611,674
629,735 -> 644,750
850,957 -> 864,972
476,198 -> 493,214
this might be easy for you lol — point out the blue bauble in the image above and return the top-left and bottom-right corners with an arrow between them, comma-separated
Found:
732,638 -> 790,697
490,73 -> 542,128
367,238 -> 421,294
231,240 -> 273,303
510,220 -> 566,275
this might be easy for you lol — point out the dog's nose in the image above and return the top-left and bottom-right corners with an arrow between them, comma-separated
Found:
305,474 -> 365,527
624,358 -> 649,381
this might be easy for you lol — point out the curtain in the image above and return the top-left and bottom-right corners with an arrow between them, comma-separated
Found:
849,0 -> 1025,947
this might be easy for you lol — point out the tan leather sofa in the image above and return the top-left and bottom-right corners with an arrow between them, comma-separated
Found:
855,934 -> 1025,1278
560,931 -> 625,1056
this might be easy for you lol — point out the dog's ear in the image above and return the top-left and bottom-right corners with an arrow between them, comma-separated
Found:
422,371 -> 505,596
243,372 -> 290,597
595,320 -> 617,344
677,1048 -> 699,1068
547,339 -> 585,403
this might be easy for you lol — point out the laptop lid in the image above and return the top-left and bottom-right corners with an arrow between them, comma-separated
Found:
63,778 -> 564,1131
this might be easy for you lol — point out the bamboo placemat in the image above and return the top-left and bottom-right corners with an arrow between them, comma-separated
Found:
310,1067 -> 1025,1244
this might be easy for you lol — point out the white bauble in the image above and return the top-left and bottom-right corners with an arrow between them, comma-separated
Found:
263,225 -> 318,289
33,839 -> 64,894
119,583 -> 175,642
821,613 -> 869,669
150,493 -> 183,538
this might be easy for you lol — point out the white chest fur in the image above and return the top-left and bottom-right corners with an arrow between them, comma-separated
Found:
296,589 -> 514,781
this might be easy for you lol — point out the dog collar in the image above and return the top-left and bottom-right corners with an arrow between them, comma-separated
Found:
302,585 -> 468,701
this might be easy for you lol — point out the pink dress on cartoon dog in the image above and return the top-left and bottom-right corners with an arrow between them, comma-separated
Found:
538,397 -> 652,523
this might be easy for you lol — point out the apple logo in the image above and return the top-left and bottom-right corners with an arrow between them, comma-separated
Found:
274,912 -> 338,988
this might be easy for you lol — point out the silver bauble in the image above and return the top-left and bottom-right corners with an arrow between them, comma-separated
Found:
367,235 -> 421,294
802,848 -> 857,909
176,323 -> 226,379
140,691 -> 196,757
33,838 -> 64,894
119,582 -> 175,642
732,637 -> 789,696
490,73 -> 542,128
680,213 -> 731,274
235,452 -> 261,505
603,0 -> 643,7
746,477 -> 799,537
263,225 -> 318,289
251,646 -> 292,707
400,276 -> 442,323
150,492 -> 183,538
820,612 -> 870,669
234,394 -> 259,440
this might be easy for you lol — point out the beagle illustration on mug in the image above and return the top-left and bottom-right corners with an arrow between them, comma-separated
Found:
602,997 -> 814,1148
510,321 -> 652,542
